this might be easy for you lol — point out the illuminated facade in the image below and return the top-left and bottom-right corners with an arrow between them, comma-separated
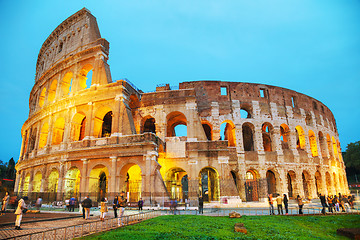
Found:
15,8 -> 349,205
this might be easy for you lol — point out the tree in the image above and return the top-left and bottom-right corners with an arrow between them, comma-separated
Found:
343,141 -> 360,183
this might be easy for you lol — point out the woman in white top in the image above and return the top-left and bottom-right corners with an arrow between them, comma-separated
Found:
1,192 -> 10,215
14,196 -> 28,230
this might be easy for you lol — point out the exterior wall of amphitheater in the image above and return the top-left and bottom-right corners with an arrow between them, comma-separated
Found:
15,8 -> 349,206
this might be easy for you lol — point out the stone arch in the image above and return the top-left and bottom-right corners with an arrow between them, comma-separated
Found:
245,169 -> 259,201
287,170 -> 296,198
64,167 -> 81,198
326,134 -> 333,157
120,163 -> 143,202
48,79 -> 57,102
89,164 -> 109,201
32,171 -> 42,192
262,122 -> 274,152
302,170 -> 311,199
47,168 -> 59,193
220,120 -> 236,147
242,122 -> 254,151
39,87 -> 46,107
201,121 -> 212,141
308,130 -> 318,157
332,137 -> 338,159
28,127 -> 37,153
295,126 -> 306,150
93,106 -> 113,138
266,170 -> 277,195
71,112 -> 87,141
141,115 -> 156,134
39,122 -> 49,149
314,171 -> 323,195
240,103 -> 252,119
129,94 -> 141,109
199,167 -> 220,202
280,123 -> 290,150
166,111 -> 187,137
78,63 -> 93,89
61,71 -> 73,97
52,117 -> 65,145
165,167 -> 188,201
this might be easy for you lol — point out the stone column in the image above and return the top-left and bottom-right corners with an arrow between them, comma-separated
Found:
111,95 -> 122,136
211,102 -> 220,140
61,108 -> 72,150
235,124 -> 244,152
57,162 -> 65,200
14,172 -> 21,193
109,156 -> 117,197
80,159 -> 89,195
46,115 -> 54,152
84,102 -> 95,141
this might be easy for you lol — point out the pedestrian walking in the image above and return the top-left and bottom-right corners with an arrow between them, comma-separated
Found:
283,194 -> 289,215
138,198 -> 143,212
69,196 -> 75,212
268,194 -> 274,215
113,195 -> 119,218
297,195 -> 303,214
198,197 -> 204,214
35,196 -> 42,210
100,197 -> 108,221
319,193 -> 327,214
118,191 -> 127,226
1,192 -> 10,215
276,194 -> 283,215
14,196 -> 28,230
82,196 -> 92,220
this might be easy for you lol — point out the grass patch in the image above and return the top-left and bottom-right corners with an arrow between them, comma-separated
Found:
79,214 -> 360,240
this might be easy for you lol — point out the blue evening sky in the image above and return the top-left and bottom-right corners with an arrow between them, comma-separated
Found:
0,0 -> 359,163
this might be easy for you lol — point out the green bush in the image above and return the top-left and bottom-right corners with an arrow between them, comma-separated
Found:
79,214 -> 360,240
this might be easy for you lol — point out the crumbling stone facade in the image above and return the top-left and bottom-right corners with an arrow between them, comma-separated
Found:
15,8 -> 349,206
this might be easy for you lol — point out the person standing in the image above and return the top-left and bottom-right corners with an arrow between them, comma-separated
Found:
297,195 -> 303,214
118,191 -> 127,226
138,198 -> 143,212
319,193 -> 327,214
113,195 -> 119,218
327,195 -> 333,213
69,197 -> 75,212
14,196 -> 28,230
35,196 -> 42,210
283,194 -> 289,215
276,194 -> 283,215
82,196 -> 92,220
268,194 -> 274,215
198,197 -> 204,214
1,192 -> 10,215
100,197 -> 108,221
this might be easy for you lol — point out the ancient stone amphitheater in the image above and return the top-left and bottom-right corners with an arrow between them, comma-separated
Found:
15,8 -> 349,206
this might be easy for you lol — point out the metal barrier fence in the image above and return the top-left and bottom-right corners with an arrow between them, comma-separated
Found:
4,210 -> 161,240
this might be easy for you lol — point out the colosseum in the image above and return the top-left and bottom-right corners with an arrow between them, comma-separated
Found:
15,8 -> 349,206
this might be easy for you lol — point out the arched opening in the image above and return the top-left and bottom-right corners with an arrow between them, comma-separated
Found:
89,165 -> 109,201
143,117 -> 156,134
28,128 -> 37,153
337,140 -> 342,161
202,122 -> 212,141
33,171 -> 42,192
64,168 -> 81,198
52,117 -> 65,145
262,123 -> 273,152
305,112 -> 312,126
240,109 -> 251,119
220,121 -> 236,147
166,111 -> 187,137
101,111 -> 113,137
326,134 -> 333,157
23,174 -> 30,196
295,126 -> 306,150
199,167 -> 219,202
333,172 -> 338,193
302,171 -> 310,199
242,123 -> 254,151
61,72 -> 73,97
315,171 -> 322,194
39,88 -> 46,107
126,165 -> 142,202
245,170 -> 259,201
165,168 -> 188,201
308,130 -> 318,157
326,172 -> 332,195
39,122 -> 49,149
48,169 -> 59,193
332,137 -> 338,159
266,170 -> 276,195
280,124 -> 290,150
79,64 -> 93,89
71,113 -> 87,141
48,79 -> 57,102
287,171 -> 296,198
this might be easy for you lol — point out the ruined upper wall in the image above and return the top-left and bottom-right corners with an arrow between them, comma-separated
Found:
35,8 -> 103,82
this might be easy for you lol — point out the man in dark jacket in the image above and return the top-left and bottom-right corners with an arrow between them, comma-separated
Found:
319,193 -> 327,214
82,196 -> 92,220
